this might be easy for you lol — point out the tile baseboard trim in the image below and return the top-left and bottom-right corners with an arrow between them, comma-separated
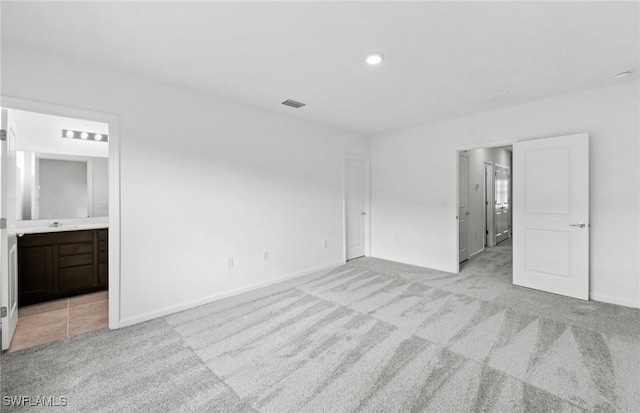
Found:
590,293 -> 640,309
118,260 -> 346,328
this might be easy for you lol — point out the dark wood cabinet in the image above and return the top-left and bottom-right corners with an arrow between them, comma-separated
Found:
18,229 -> 108,306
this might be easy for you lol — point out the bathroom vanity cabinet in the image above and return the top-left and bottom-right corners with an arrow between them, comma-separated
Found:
18,229 -> 108,306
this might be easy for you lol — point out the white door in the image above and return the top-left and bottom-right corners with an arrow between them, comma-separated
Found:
494,165 -> 510,244
513,134 -> 589,300
458,153 -> 469,262
345,158 -> 366,260
1,109 -> 19,350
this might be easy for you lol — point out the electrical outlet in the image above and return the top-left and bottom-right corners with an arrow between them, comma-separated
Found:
323,240 -> 328,248
226,257 -> 234,268
262,251 -> 269,261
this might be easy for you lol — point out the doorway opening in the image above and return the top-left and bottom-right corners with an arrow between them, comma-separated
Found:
1,98 -> 120,351
344,156 -> 371,262
455,133 -> 590,301
458,145 -> 513,271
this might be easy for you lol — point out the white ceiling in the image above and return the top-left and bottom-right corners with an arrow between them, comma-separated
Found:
2,1 -> 638,135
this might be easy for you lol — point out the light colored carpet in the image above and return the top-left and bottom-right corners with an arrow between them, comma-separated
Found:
2,244 -> 639,412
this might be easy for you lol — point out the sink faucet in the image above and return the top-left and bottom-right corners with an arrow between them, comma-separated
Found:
50,221 -> 63,228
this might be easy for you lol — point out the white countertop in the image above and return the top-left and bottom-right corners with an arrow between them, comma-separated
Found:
17,223 -> 108,236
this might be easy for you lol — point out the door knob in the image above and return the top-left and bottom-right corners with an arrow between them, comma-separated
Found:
361,212 -> 367,215
569,222 -> 586,228
465,212 -> 471,216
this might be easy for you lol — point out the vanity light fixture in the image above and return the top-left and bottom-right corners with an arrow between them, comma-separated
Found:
365,52 -> 385,65
61,129 -> 109,143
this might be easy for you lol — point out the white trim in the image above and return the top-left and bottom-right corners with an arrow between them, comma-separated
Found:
590,293 -> 640,309
0,95 -> 122,329
469,248 -> 485,259
343,154 -> 371,261
119,260 -> 346,327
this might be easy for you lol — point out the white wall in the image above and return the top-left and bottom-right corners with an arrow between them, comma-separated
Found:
465,147 -> 512,256
13,109 -> 109,158
92,157 -> 109,218
370,80 -> 640,308
2,43 -> 369,324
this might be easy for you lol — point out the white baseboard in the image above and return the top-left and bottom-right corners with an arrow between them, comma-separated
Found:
469,248 -> 485,259
118,260 -> 346,328
590,293 -> 640,309
370,254 -> 455,274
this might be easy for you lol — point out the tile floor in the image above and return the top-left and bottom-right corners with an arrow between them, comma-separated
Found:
8,290 -> 108,352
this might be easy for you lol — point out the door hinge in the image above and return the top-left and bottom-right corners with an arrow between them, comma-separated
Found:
0,129 -> 6,141
0,218 -> 6,229
1,307 -> 7,318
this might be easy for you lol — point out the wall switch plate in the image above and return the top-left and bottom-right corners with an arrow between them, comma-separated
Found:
323,240 -> 328,248
226,257 -> 234,268
262,251 -> 269,261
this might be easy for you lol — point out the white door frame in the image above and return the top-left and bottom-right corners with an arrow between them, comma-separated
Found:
454,138 -> 519,273
1,96 -> 122,329
343,155 -> 371,262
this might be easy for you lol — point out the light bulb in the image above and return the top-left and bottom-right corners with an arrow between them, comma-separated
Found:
365,52 -> 385,65
95,134 -> 103,141
81,132 -> 89,140
66,130 -> 75,138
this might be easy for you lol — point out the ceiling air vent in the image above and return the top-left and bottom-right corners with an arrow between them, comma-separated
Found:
281,99 -> 306,109
477,92 -> 512,106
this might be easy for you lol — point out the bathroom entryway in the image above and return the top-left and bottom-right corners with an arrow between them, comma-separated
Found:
1,100 -> 120,351
8,291 -> 108,352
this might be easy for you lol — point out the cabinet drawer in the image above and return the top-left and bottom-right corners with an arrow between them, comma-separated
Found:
58,242 -> 93,256
59,265 -> 95,292
59,253 -> 94,268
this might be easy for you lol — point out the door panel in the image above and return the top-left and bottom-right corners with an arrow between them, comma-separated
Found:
494,165 -> 510,244
1,109 -> 19,350
346,158 -> 366,260
459,154 -> 469,262
513,134 -> 589,300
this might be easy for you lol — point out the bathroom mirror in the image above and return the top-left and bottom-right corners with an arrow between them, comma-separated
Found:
17,151 -> 109,221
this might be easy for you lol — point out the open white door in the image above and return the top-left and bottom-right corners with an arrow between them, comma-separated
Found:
513,133 -> 589,300
1,108 -> 19,350
345,158 -> 366,260
494,165 -> 510,244
458,153 -> 469,262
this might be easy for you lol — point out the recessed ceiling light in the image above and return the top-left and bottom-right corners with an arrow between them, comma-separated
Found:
614,71 -> 632,79
365,52 -> 385,65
